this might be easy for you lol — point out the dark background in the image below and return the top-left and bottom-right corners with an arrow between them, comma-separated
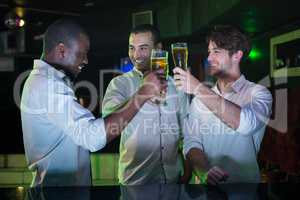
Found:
0,0 -> 300,155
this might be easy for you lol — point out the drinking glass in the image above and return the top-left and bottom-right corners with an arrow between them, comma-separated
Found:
171,42 -> 188,70
150,49 -> 169,104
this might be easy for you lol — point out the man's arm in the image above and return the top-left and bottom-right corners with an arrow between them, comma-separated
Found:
103,84 -> 152,142
177,90 -> 193,183
103,70 -> 167,142
173,67 -> 272,132
193,83 -> 241,129
186,148 -> 228,185
179,156 -> 193,184
182,106 -> 229,185
186,148 -> 210,175
173,67 -> 240,129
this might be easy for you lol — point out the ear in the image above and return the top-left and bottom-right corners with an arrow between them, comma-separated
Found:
155,42 -> 163,50
56,43 -> 66,59
232,50 -> 243,62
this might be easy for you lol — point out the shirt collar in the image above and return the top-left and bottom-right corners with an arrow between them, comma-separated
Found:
231,74 -> 246,93
33,59 -> 73,86
213,74 -> 246,94
132,67 -> 144,78
33,59 -> 65,77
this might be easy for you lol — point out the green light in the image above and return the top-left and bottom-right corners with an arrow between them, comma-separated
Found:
244,18 -> 257,33
249,48 -> 262,61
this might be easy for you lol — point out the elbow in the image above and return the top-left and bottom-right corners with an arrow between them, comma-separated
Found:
86,119 -> 107,152
236,107 -> 269,136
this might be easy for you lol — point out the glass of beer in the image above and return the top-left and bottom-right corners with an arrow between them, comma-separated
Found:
150,49 -> 169,78
171,42 -> 188,70
150,49 -> 169,104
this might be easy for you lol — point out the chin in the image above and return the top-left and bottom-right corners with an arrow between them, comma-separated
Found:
208,68 -> 216,76
136,65 -> 148,72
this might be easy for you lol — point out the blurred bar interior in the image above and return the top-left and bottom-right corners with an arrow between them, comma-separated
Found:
0,0 -> 299,187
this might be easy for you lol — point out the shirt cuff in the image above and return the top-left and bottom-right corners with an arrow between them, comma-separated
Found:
89,118 -> 107,152
236,107 -> 252,135
183,143 -> 203,160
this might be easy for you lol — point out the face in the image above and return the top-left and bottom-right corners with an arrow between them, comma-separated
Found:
207,40 -> 233,77
128,32 -> 155,72
63,34 -> 90,77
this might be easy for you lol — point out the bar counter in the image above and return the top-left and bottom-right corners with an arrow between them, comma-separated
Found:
0,183 -> 298,200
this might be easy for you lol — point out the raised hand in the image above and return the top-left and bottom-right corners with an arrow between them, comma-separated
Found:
173,67 -> 200,95
139,69 -> 167,99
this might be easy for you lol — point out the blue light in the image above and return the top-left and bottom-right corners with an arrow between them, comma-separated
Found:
120,63 -> 134,72
203,58 -> 210,69
120,57 -> 134,72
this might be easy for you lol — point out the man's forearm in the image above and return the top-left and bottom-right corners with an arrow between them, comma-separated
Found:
186,148 -> 209,176
187,148 -> 209,170
180,156 -> 193,183
194,83 -> 241,129
103,86 -> 149,142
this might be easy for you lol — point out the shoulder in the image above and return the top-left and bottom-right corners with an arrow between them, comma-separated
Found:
241,79 -> 272,105
25,70 -> 72,96
108,71 -> 138,86
23,70 -> 49,94
245,79 -> 271,96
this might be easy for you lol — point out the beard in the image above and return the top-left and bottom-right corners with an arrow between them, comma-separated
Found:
208,63 -> 228,78
133,59 -> 151,73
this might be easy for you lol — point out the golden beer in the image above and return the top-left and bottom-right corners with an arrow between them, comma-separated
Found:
150,49 -> 168,104
151,57 -> 168,77
150,50 -> 169,79
171,43 -> 188,70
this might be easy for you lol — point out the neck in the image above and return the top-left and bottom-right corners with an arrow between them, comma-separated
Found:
42,58 -> 76,81
216,72 -> 241,94
135,67 -> 150,75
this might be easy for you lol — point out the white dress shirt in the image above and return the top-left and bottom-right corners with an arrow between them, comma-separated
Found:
183,75 -> 272,183
21,60 -> 106,186
102,68 -> 189,185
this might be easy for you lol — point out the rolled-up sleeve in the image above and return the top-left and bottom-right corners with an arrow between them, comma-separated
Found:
182,113 -> 204,158
102,76 -> 128,118
47,81 -> 107,152
177,92 -> 190,134
236,86 -> 272,136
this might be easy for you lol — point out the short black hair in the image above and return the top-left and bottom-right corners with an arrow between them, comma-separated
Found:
43,18 -> 88,54
130,24 -> 161,45
206,25 -> 251,57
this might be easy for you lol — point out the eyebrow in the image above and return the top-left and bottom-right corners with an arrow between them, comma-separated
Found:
209,47 -> 221,50
129,44 -> 150,48
208,47 -> 222,52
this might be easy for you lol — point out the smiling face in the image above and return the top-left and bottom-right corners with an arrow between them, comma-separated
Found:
207,40 -> 234,77
63,34 -> 90,77
128,31 -> 155,73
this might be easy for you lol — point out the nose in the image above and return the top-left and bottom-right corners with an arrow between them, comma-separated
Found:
133,49 -> 141,60
207,52 -> 213,63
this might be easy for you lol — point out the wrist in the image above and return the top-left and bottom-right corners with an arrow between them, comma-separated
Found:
137,85 -> 153,101
192,83 -> 202,96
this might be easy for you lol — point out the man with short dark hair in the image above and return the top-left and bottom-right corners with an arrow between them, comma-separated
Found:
21,19 -> 166,186
174,25 -> 272,184
102,24 -> 190,185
